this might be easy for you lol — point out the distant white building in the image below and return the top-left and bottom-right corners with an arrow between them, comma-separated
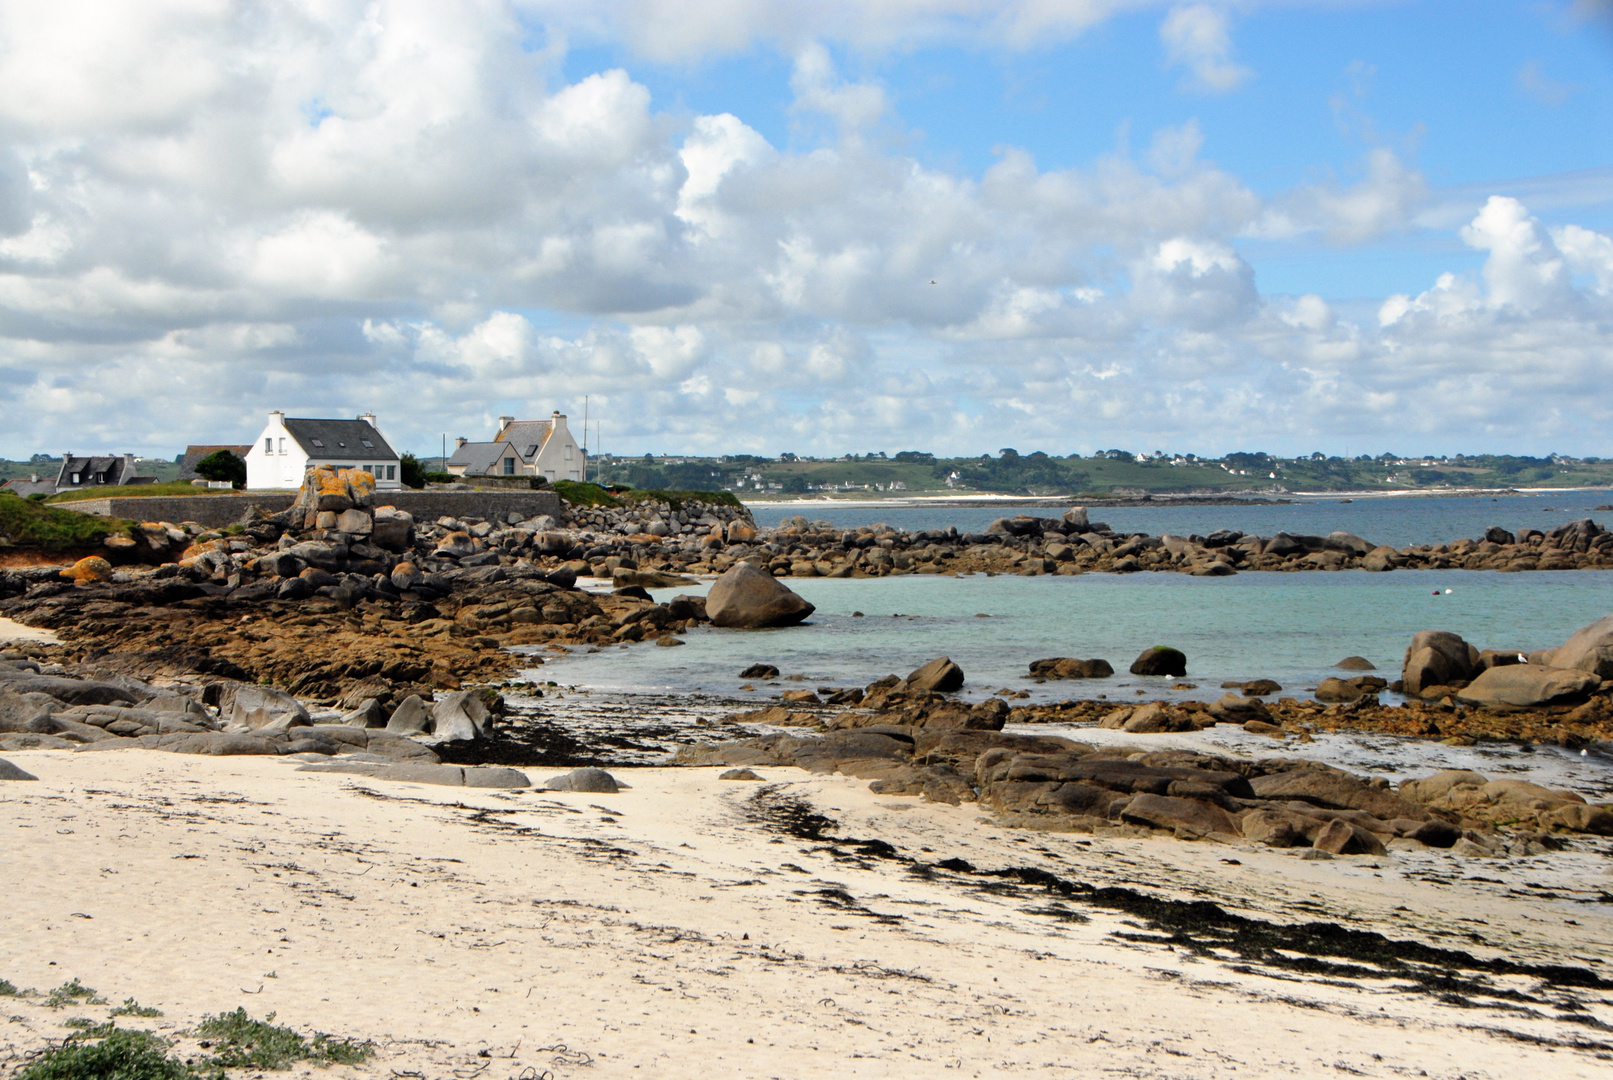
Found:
244,411 -> 402,490
446,412 -> 585,482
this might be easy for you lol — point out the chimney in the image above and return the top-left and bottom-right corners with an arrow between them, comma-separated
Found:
268,410 -> 284,426
497,416 -> 514,438
455,437 -> 467,449
358,411 -> 377,428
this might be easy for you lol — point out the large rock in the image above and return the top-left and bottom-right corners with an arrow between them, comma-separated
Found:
1455,664 -> 1601,709
385,695 -> 432,735
0,757 -> 39,781
1121,794 -> 1238,837
1061,507 -> 1090,532
1548,615 -> 1613,679
906,657 -> 964,694
1129,646 -> 1186,677
219,683 -> 310,731
1401,630 -> 1479,695
1248,767 -> 1421,821
705,563 -> 815,629
1028,658 -> 1114,680
60,556 -> 113,584
428,690 -> 489,743
546,767 -> 622,793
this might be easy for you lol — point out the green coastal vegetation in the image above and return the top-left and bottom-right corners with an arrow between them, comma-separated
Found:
0,490 -> 131,551
5,448 -> 1608,504
590,449 -> 1613,499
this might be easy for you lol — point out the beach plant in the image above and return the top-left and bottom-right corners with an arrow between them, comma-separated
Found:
60,1018 -> 98,1030
191,1009 -> 372,1069
111,998 -> 162,1018
0,978 -> 28,996
14,1027 -> 189,1080
45,979 -> 106,1009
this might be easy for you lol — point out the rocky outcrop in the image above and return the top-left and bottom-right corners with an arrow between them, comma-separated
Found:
678,729 -> 1613,848
1455,665 -> 1601,709
705,563 -> 815,628
1401,630 -> 1480,695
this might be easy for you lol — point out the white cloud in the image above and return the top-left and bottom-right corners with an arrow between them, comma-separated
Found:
789,43 -> 887,130
0,2 -> 1608,462
1159,5 -> 1252,94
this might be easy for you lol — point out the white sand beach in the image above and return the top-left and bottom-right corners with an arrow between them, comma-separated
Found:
3,747 -> 1610,1079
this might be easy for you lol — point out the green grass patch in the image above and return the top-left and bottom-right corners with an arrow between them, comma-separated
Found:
0,492 -> 133,552
15,1027 -> 190,1080
111,999 -> 162,1018
0,978 -> 28,996
192,1009 -> 371,1069
46,980 -> 106,1009
552,480 -> 622,508
46,482 -> 229,503
618,488 -> 744,511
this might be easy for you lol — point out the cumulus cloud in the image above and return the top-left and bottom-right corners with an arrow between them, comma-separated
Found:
0,1 -> 1609,461
1159,5 -> 1252,93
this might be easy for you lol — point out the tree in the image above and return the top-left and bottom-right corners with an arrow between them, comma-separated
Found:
400,452 -> 426,489
194,449 -> 246,488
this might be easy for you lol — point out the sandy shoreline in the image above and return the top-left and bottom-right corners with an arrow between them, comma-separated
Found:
3,747 -> 1611,1078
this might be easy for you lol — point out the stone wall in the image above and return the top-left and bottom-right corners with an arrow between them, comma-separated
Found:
70,494 -> 297,527
70,489 -> 561,528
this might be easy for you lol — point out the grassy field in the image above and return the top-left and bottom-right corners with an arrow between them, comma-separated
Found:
46,481 -> 230,503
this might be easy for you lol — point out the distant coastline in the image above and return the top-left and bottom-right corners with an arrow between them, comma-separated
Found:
742,485 -> 1613,511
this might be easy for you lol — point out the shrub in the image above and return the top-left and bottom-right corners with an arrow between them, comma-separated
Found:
0,496 -> 130,552
14,1027 -> 188,1080
191,1009 -> 371,1069
192,450 -> 245,488
45,980 -> 106,1009
552,480 -> 622,508
111,999 -> 161,1018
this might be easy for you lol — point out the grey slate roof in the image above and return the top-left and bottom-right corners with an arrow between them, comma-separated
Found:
1,478 -> 56,497
57,455 -> 136,486
283,419 -> 396,461
496,420 -> 554,460
447,440 -> 521,475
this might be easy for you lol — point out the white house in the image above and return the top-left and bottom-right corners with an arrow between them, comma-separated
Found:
446,411 -> 585,482
245,411 -> 403,490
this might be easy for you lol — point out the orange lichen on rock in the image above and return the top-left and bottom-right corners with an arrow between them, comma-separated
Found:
60,555 -> 113,584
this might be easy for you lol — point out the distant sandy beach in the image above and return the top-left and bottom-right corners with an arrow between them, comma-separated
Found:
3,747 -> 1610,1078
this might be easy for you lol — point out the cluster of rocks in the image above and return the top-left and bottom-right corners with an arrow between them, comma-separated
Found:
0,651 -> 532,788
679,726 -> 1612,851
638,509 -> 1613,580
0,469 -> 790,705
1397,617 -> 1613,710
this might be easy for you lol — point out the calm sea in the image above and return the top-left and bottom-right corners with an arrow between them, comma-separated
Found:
747,490 -> 1613,550
534,569 -> 1613,707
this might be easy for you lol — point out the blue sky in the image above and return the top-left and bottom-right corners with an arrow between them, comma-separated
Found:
1,1 -> 1612,460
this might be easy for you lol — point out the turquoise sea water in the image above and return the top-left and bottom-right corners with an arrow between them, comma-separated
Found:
748,490 -> 1613,550
534,569 -> 1613,705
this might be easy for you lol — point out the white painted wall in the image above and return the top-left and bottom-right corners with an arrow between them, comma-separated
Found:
244,412 -> 403,490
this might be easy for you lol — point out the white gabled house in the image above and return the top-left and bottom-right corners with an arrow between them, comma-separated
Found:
245,411 -> 403,490
446,411 -> 585,482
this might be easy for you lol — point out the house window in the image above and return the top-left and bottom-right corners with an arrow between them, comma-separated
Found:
503,457 -> 515,474
278,438 -> 286,454
386,465 -> 396,480
564,444 -> 573,460
264,437 -> 273,454
361,440 -> 374,449
70,473 -> 80,484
